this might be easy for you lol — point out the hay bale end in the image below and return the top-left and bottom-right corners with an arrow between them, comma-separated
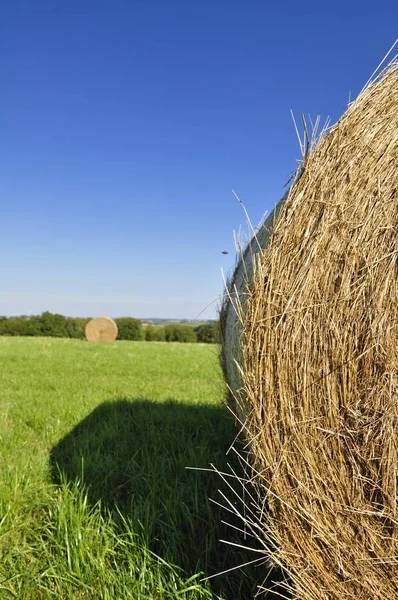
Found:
85,316 -> 118,342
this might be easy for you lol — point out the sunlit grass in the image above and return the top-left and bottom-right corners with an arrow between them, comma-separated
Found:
0,337 -> 273,599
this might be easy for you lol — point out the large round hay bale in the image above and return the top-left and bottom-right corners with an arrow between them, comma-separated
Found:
220,191 -> 288,416
85,316 -> 118,342
221,61 -> 398,599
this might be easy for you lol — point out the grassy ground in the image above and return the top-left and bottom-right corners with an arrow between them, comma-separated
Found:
0,337 -> 279,599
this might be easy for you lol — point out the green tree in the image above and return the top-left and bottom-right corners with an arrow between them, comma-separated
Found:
164,324 -> 197,343
0,317 -> 22,336
32,312 -> 69,337
0,316 -> 34,336
194,322 -> 220,344
115,318 -> 144,341
145,325 -> 166,341
66,317 -> 90,339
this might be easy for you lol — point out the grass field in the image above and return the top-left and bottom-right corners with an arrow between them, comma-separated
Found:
0,337 -> 279,599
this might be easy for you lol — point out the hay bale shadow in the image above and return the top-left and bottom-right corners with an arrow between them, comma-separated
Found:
50,399 -> 286,599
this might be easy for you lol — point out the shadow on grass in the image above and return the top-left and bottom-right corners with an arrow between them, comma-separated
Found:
50,399 -> 286,599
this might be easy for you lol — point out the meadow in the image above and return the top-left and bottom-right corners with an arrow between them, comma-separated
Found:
0,337 -> 278,599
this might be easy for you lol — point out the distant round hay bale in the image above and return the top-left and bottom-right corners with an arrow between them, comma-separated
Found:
85,316 -> 118,342
221,61 -> 398,599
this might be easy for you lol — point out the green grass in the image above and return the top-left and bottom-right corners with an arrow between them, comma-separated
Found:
0,337 -> 276,599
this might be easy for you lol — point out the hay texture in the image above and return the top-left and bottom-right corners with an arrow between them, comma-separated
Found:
85,316 -> 118,342
221,61 -> 398,599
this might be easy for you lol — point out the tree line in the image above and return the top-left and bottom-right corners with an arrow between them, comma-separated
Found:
0,313 -> 220,344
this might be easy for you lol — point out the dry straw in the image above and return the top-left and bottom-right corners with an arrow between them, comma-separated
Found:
85,316 -> 118,342
221,58 -> 398,598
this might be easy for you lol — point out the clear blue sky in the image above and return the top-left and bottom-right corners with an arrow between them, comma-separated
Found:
1,1 -> 397,319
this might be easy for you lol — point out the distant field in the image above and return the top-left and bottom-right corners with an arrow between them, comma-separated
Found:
0,337 -> 274,599
141,320 -> 214,327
